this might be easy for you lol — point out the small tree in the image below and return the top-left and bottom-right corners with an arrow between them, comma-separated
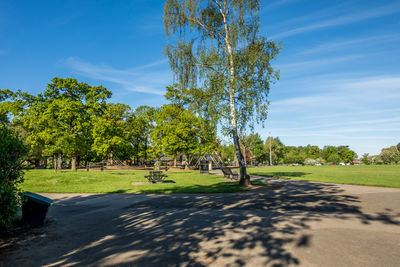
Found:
0,127 -> 27,232
265,137 -> 284,164
361,153 -> 370,165
380,146 -> 400,164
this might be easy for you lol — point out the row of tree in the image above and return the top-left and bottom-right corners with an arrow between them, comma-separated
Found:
2,77 -> 364,171
1,78 -> 217,172
362,144 -> 400,165
219,135 -> 359,166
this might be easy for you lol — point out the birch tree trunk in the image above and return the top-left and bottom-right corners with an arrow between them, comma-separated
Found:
57,152 -> 62,173
71,155 -> 77,171
53,155 -> 57,173
222,6 -> 249,187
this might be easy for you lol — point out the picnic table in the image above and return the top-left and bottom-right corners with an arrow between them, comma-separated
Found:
144,170 -> 168,183
221,167 -> 239,180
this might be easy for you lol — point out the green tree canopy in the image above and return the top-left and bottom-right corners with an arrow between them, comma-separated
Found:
266,137 -> 284,165
20,78 -> 111,171
380,146 -> 400,164
92,103 -> 131,164
127,106 -> 157,164
152,104 -> 203,163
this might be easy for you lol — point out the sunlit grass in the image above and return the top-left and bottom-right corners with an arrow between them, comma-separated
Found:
248,165 -> 400,188
22,169 -> 257,194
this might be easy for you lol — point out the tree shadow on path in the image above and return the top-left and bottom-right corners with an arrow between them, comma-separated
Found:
3,180 -> 400,266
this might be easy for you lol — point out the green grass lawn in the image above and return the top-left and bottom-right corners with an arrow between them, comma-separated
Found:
21,169 -> 251,194
248,165 -> 400,188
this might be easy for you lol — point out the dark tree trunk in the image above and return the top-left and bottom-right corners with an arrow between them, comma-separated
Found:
174,151 -> 177,167
108,152 -> 113,166
185,154 -> 189,170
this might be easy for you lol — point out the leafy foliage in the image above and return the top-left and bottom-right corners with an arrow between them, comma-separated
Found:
0,127 -> 27,231
379,146 -> 400,164
92,103 -> 131,162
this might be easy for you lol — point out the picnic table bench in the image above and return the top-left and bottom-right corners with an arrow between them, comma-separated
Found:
144,170 -> 168,183
221,167 -> 239,180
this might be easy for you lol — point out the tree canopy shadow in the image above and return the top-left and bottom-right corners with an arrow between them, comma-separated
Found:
3,180 -> 400,266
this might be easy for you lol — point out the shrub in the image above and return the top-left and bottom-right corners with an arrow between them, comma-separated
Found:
304,158 -> 317,165
0,126 -> 27,232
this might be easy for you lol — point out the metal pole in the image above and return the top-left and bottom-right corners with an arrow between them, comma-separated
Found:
269,132 -> 272,166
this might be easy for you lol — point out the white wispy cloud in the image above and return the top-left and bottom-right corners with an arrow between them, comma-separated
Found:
260,0 -> 299,11
275,55 -> 363,74
299,34 -> 400,55
272,75 -> 400,112
65,57 -> 171,95
271,3 -> 400,39
261,74 -> 400,154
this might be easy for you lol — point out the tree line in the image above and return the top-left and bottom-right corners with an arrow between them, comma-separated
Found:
220,134 -> 359,166
4,78 -> 398,169
362,144 -> 400,165
1,78 -> 217,172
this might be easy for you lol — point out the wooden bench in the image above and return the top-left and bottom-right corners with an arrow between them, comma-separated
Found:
144,171 -> 168,183
221,167 -> 239,179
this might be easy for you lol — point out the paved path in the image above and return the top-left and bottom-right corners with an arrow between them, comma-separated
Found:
1,177 -> 400,266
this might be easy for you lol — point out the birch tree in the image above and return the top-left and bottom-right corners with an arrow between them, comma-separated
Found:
164,0 -> 280,186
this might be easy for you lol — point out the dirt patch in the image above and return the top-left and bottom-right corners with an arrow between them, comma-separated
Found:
132,182 -> 151,185
0,219 -> 55,258
132,180 -> 176,185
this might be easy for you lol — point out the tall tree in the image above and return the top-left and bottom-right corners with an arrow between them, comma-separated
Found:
164,0 -> 280,186
128,106 -> 157,165
265,137 -> 284,164
151,104 -> 202,166
92,103 -> 131,165
20,78 -> 111,171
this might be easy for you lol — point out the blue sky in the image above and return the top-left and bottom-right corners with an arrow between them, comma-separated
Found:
1,0 -> 399,156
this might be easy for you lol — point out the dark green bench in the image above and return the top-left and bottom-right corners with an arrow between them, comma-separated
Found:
221,167 -> 239,179
144,171 -> 168,183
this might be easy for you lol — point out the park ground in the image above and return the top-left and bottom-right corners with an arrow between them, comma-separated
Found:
1,166 -> 400,266
1,176 -> 400,266
21,169 -> 253,194
20,165 -> 400,194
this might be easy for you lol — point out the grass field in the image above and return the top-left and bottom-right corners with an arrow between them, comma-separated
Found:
21,169 -> 251,194
248,165 -> 400,188
21,165 -> 400,193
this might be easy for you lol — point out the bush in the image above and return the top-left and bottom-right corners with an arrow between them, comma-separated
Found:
0,126 -> 27,232
304,158 -> 317,165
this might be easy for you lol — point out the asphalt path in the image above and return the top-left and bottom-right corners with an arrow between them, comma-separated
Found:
2,176 -> 400,266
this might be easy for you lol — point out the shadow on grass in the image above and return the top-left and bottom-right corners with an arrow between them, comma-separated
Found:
251,171 -> 310,178
107,189 -> 129,194
108,172 -> 136,176
3,180 -> 400,266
